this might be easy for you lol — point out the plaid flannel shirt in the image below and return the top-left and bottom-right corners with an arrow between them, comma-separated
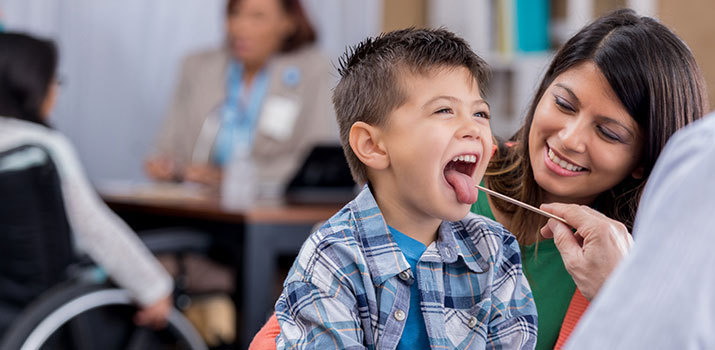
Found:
275,186 -> 537,349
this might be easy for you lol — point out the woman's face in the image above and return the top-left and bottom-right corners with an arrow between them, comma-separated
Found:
226,0 -> 295,68
40,78 -> 59,121
528,61 -> 644,205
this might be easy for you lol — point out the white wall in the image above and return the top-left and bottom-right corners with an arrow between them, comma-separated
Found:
0,0 -> 380,182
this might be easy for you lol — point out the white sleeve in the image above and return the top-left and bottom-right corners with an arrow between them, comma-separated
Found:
47,133 -> 173,306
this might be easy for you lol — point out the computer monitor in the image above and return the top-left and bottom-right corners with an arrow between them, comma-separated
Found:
283,144 -> 357,205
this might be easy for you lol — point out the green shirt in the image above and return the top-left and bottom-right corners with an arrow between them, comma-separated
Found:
471,183 -> 575,350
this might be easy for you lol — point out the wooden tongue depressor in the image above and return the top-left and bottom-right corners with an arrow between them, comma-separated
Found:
475,184 -> 569,225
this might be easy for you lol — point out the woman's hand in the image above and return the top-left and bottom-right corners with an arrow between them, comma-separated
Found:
134,294 -> 173,329
184,164 -> 222,187
145,157 -> 178,181
539,203 -> 633,300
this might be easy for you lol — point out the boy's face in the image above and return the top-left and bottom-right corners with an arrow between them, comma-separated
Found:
376,66 -> 493,222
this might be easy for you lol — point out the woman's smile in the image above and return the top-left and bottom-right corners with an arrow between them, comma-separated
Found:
528,61 -> 643,204
543,144 -> 587,177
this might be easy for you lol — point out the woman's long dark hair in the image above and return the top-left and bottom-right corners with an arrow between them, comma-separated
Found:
0,32 -> 58,126
487,9 -> 709,244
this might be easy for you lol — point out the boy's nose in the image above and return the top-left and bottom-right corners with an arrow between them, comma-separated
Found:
456,117 -> 483,141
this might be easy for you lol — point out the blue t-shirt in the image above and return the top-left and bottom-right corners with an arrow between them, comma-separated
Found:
388,226 -> 430,350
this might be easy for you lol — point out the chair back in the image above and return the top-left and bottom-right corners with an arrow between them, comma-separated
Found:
0,144 -> 74,334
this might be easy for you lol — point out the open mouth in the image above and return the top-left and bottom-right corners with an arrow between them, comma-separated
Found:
444,154 -> 479,204
445,154 -> 478,177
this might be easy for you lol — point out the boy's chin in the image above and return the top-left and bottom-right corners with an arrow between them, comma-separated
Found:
442,203 -> 472,222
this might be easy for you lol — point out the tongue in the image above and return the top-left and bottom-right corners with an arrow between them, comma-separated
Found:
445,169 -> 478,204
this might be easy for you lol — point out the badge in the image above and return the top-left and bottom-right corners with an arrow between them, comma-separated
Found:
257,95 -> 301,141
282,66 -> 301,88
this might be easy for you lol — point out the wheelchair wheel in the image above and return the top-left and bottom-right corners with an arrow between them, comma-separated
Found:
0,280 -> 207,350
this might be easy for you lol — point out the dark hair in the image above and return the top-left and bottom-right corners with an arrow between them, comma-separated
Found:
226,0 -> 316,52
0,32 -> 58,126
333,28 -> 489,185
487,9 -> 709,242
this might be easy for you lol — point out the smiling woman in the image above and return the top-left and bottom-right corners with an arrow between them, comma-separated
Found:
529,61 -> 644,206
473,8 -> 710,350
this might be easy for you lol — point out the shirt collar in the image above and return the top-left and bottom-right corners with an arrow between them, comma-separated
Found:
348,185 -> 410,286
417,219 -> 488,274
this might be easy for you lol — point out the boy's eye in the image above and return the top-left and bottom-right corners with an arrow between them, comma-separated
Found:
474,111 -> 490,119
436,108 -> 453,114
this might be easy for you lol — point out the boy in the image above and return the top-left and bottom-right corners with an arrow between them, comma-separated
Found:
275,28 -> 537,350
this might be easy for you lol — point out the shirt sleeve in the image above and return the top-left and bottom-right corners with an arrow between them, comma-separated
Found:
275,279 -> 366,350
274,232 -> 366,350
487,229 -> 538,349
565,116 -> 715,349
49,133 -> 174,306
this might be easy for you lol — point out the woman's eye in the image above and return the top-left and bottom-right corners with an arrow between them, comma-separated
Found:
474,111 -> 490,119
554,96 -> 575,112
598,126 -> 622,142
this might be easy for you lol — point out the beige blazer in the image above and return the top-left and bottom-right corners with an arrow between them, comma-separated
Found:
153,46 -> 337,188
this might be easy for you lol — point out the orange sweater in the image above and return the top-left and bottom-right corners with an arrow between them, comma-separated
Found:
249,315 -> 280,350
554,289 -> 590,349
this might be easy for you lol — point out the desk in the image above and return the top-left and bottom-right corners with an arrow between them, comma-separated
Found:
101,185 -> 343,346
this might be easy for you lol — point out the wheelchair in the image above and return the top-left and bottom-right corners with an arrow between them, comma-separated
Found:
0,144 -> 208,349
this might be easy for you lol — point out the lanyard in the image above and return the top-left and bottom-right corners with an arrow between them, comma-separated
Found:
213,60 -> 270,166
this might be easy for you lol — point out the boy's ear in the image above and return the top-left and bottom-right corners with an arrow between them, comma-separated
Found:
349,121 -> 389,171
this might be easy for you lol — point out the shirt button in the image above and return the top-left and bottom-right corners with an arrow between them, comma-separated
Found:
398,271 -> 410,281
394,309 -> 406,321
468,316 -> 478,329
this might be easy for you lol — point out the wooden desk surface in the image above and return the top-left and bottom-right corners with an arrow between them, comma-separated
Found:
100,183 -> 344,224
100,182 -> 348,347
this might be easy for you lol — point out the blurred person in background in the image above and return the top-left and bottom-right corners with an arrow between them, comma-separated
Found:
145,0 -> 335,192
0,32 -> 173,331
